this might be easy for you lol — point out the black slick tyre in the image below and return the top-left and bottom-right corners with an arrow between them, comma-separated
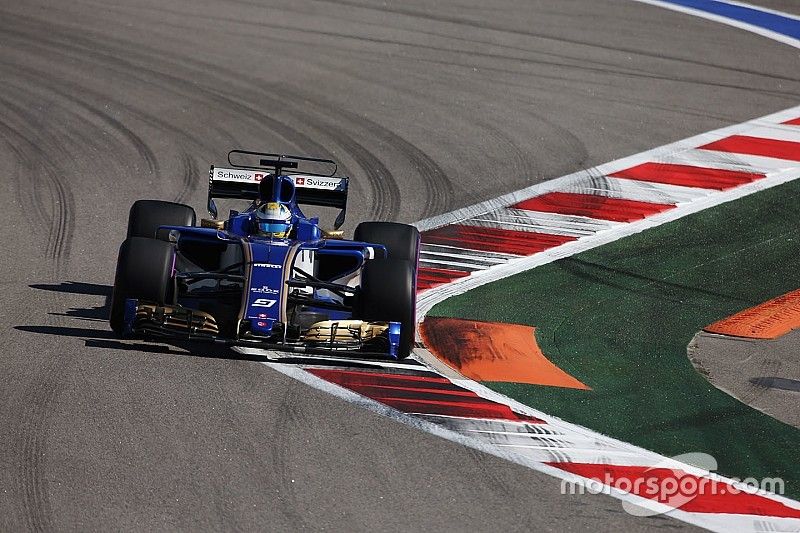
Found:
354,221 -> 420,261
127,199 -> 196,239
109,237 -> 175,335
358,259 -> 416,359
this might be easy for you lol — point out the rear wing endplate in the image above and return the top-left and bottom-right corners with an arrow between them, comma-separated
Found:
208,166 -> 349,228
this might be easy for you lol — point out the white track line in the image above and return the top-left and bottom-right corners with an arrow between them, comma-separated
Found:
463,208 -> 623,236
656,149 -> 794,173
631,0 -> 800,49
559,176 -> 715,204
717,0 -> 800,21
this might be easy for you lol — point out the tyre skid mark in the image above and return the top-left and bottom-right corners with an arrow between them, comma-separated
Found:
0,94 -> 75,270
2,7 -> 453,226
0,13 -> 403,223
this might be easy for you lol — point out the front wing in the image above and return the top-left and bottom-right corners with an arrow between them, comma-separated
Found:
123,299 -> 403,359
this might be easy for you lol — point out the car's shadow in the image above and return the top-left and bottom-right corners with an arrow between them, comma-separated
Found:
30,281 -> 112,321
17,281 -> 405,369
17,281 -> 268,361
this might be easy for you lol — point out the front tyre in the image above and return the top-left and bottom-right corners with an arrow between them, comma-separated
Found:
127,199 -> 196,239
358,259 -> 416,359
354,221 -> 420,261
109,237 -> 175,335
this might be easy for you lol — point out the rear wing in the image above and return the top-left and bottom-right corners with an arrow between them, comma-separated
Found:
207,152 -> 349,228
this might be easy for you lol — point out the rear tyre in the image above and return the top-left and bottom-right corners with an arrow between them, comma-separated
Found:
109,237 -> 175,335
354,221 -> 420,261
358,259 -> 416,359
127,199 -> 196,239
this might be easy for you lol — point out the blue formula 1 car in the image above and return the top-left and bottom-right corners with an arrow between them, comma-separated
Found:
109,150 -> 420,359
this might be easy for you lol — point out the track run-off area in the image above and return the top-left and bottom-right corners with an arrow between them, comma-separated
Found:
1,0 -> 799,531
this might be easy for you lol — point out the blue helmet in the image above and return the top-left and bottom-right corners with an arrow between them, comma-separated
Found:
254,202 -> 292,238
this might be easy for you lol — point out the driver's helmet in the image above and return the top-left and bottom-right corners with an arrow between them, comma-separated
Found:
254,202 -> 293,238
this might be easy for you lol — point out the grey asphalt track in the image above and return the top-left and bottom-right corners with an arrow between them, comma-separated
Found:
2,0 -> 799,530
689,331 -> 800,429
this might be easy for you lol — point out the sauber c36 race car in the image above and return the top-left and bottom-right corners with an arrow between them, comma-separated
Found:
109,151 -> 420,359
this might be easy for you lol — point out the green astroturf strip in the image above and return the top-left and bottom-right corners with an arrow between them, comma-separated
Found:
429,179 -> 800,498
